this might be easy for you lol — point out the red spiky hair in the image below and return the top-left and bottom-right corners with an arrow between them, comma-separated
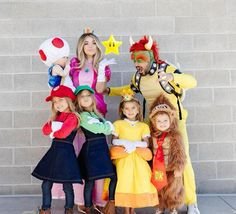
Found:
130,36 -> 163,63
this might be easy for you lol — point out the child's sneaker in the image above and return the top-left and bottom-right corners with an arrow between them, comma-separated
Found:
187,203 -> 200,214
155,208 -> 164,214
170,208 -> 178,214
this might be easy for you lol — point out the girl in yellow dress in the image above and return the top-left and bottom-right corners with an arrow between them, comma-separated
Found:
110,89 -> 158,214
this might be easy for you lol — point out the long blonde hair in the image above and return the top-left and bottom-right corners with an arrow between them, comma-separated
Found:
76,33 -> 103,70
75,90 -> 103,118
51,97 -> 80,128
118,99 -> 143,121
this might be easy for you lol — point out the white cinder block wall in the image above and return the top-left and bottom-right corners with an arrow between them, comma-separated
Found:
0,0 -> 235,195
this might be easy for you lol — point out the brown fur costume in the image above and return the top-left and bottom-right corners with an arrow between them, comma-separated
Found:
149,94 -> 186,211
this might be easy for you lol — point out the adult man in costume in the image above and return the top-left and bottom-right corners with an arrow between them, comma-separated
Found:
107,36 -> 200,214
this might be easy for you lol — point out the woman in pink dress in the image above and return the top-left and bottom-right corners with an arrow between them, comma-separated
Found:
52,28 -> 115,213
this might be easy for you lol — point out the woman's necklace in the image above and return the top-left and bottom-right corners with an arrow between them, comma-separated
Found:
85,67 -> 90,73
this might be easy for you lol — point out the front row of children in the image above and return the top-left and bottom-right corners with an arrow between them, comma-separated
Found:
32,85 -> 186,214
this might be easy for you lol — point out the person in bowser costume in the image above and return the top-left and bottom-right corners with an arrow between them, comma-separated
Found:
107,36 -> 200,214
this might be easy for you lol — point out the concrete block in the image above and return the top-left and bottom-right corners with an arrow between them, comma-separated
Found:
199,143 -> 234,161
192,0 -> 226,16
233,106 -> 236,122
227,0 -> 236,16
0,167 -> 31,184
110,53 -> 134,73
0,38 -> 13,55
32,91 -> 50,109
0,74 -> 13,91
32,129 -> 51,146
185,106 -> 195,124
13,38 -> 43,55
0,20 -> 12,37
193,34 -> 227,51
14,147 -> 48,165
195,106 -> 232,123
0,56 -> 31,74
187,124 -> 214,142
107,72 -> 122,88
32,55 -> 46,73
231,70 -> 236,86
0,129 -> 31,147
217,161 -> 236,179
11,19 -> 32,37
0,111 -> 12,128
195,69 -> 230,87
157,0 -> 191,16
176,52 -> 212,70
0,92 -> 30,110
155,34 -> 193,52
14,110 -> 49,128
198,179 -> 236,194
0,186 -> 12,195
209,17 -> 231,34
212,52 -> 236,69
0,148 -> 13,165
189,143 -> 198,161
175,17 -> 210,33
214,124 -> 236,142
159,53 -> 176,64
214,88 -> 236,105
192,162 -> 216,181
122,72 -> 134,85
0,3 -> 13,19
120,0 -> 155,17
228,34 -> 236,50
14,74 -> 48,91
184,88 -> 213,106
13,184 -> 41,195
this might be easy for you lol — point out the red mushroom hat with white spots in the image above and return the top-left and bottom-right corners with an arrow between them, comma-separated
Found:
38,37 -> 70,67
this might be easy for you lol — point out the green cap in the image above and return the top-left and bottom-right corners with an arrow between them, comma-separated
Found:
74,85 -> 95,95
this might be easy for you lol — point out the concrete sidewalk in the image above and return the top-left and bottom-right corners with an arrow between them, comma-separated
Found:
0,195 -> 235,214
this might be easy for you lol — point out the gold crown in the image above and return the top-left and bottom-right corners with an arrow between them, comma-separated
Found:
83,27 -> 94,34
121,88 -> 135,101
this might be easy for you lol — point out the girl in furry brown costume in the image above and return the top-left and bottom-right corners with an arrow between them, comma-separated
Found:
149,94 -> 186,214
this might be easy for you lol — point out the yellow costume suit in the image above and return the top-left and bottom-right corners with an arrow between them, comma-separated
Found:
109,62 -> 197,205
113,119 -> 158,208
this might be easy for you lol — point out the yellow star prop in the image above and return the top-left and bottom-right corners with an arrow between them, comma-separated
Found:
102,35 -> 122,55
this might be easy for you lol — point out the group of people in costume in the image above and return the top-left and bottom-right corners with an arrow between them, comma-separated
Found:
32,28 -> 200,214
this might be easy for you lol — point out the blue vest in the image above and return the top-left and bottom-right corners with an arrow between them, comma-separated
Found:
48,65 -> 62,88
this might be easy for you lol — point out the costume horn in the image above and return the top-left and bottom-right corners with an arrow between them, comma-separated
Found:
144,36 -> 153,50
129,36 -> 135,46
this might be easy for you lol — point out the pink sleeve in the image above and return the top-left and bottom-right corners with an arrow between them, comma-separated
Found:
69,57 -> 79,77
105,65 -> 111,82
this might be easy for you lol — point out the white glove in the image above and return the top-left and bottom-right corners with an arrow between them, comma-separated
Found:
134,141 -> 148,148
112,139 -> 130,146
51,121 -> 63,132
105,121 -> 114,132
49,132 -> 55,139
124,143 -> 136,153
97,58 -> 116,82
87,116 -> 101,125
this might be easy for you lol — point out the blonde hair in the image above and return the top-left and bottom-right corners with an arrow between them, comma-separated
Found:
75,90 -> 103,118
76,33 -> 103,71
50,97 -> 80,128
119,99 -> 143,121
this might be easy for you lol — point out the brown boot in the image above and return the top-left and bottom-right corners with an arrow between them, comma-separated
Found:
103,200 -> 115,214
85,206 -> 95,214
39,208 -> 51,214
65,208 -> 74,214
